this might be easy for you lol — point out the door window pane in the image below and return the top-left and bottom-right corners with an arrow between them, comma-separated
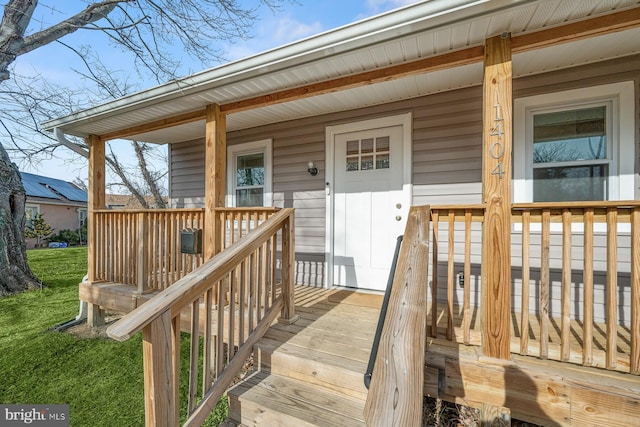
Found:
345,135 -> 391,172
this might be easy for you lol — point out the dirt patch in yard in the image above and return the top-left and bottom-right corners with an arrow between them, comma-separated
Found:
60,314 -> 121,340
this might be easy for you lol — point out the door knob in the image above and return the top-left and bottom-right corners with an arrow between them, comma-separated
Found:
395,215 -> 402,221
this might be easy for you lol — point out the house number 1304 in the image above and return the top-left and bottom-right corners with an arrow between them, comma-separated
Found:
490,94 -> 505,179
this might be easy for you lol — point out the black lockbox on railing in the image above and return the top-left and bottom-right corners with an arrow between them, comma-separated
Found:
180,228 -> 202,254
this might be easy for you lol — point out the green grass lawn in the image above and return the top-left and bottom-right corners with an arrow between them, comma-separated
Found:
0,247 -> 227,426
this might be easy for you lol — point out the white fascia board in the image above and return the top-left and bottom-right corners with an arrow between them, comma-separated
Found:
42,0 -> 534,133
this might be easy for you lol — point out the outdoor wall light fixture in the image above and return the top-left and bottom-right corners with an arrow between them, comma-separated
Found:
307,161 -> 318,176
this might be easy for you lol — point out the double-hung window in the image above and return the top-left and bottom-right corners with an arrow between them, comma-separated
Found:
514,81 -> 634,203
531,104 -> 610,202
25,204 -> 39,228
227,139 -> 272,207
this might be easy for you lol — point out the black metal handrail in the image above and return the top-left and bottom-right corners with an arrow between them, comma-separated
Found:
364,235 -> 404,389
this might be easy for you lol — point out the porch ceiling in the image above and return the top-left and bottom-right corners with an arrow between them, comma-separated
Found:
43,0 -> 640,144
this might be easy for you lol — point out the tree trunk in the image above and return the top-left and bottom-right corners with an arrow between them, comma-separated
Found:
0,141 -> 40,295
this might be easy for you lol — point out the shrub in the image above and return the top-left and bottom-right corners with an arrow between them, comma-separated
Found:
46,224 -> 87,246
25,213 -> 53,248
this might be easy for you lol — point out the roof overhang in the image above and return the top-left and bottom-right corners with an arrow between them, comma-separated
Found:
42,0 -> 640,144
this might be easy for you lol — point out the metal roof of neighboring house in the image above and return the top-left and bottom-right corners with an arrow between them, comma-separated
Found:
20,172 -> 88,203
42,0 -> 640,144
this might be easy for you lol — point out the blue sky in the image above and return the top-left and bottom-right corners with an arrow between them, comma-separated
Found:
12,0 -> 421,185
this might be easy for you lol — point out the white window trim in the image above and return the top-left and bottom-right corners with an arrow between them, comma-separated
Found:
226,139 -> 272,207
25,204 -> 40,215
514,81 -> 635,203
24,204 -> 40,229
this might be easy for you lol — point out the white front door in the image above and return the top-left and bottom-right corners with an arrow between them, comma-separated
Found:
332,125 -> 408,291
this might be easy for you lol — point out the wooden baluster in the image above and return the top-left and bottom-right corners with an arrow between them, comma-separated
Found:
583,208 -> 594,366
463,210 -> 472,345
188,300 -> 200,415
229,266 -> 237,361
540,209 -> 550,359
177,212 -> 184,280
271,235 -> 277,304
220,210 -> 226,251
561,209 -> 572,361
169,212 -> 175,284
431,210 -> 439,338
447,210 -> 455,341
137,212 -> 148,294
238,261 -> 246,347
216,278 -> 225,377
631,207 -> 640,374
520,210 -> 530,355
171,314 -> 180,427
164,213 -> 170,289
280,213 -> 297,322
203,288 -> 213,394
606,208 -> 618,369
265,238 -> 272,310
257,245 -> 263,322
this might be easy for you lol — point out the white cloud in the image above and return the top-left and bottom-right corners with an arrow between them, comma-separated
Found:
223,15 -> 325,61
366,0 -> 424,14
271,16 -> 324,45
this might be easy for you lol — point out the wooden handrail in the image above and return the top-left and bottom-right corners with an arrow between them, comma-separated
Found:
106,207 -> 295,427
364,206 -> 430,426
513,200 -> 640,209
108,208 -> 294,341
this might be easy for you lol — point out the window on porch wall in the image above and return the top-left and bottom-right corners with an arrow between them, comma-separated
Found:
226,139 -> 272,207
514,81 -> 635,203
532,105 -> 610,202
236,152 -> 265,207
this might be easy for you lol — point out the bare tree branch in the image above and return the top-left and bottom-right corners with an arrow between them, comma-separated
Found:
19,1 -> 129,55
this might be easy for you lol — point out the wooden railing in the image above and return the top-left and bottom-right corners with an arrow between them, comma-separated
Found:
106,208 -> 296,427
429,201 -> 640,374
364,206 -> 430,426
92,208 -> 277,292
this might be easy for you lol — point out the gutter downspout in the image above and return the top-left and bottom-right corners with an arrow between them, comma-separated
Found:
51,127 -> 89,331
52,275 -> 88,331
54,128 -> 89,159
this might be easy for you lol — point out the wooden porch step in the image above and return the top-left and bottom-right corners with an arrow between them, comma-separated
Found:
225,287 -> 381,426
227,371 -> 366,427
256,337 -> 369,401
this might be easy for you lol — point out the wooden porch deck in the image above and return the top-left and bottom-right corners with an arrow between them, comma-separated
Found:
225,285 -> 640,426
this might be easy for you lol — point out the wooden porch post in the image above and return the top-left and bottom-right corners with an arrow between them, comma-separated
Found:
87,134 -> 106,327
204,104 -> 226,259
481,34 -> 512,361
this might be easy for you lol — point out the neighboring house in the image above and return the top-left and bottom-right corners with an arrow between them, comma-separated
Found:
42,1 -> 640,425
105,194 -> 167,209
21,172 -> 87,248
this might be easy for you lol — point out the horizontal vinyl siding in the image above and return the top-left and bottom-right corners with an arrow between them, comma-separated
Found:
169,138 -> 205,206
168,55 -> 639,299
412,86 -> 483,205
